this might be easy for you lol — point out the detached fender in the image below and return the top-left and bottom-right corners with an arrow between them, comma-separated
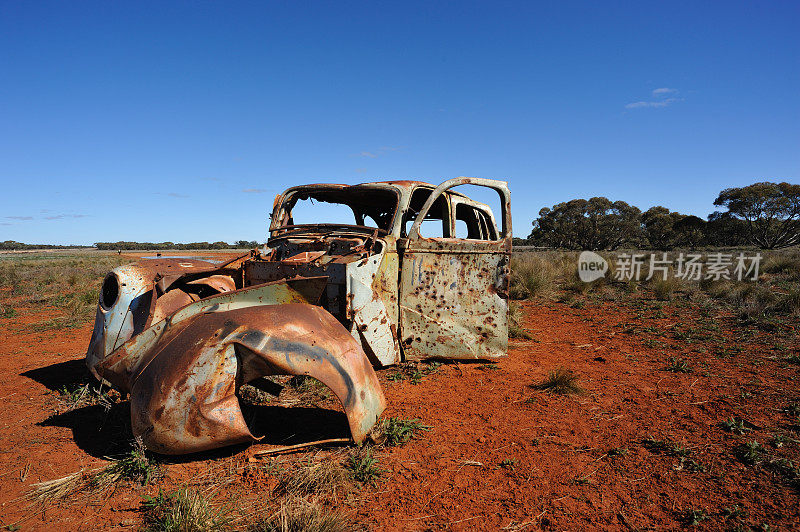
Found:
97,303 -> 385,455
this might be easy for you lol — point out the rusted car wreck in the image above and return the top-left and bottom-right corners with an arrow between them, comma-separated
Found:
86,177 -> 512,454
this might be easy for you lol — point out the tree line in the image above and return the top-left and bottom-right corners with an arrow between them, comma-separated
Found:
518,181 -> 800,250
94,240 -> 261,250
0,240 -> 261,251
0,241 -> 89,250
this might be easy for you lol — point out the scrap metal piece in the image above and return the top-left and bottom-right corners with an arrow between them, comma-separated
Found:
96,299 -> 385,454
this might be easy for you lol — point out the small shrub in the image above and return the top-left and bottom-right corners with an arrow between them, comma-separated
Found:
763,254 -> 800,274
607,447 -> 628,458
385,362 -> 440,385
96,439 -> 161,487
534,368 -> 583,395
772,433 -> 789,448
778,287 -> 800,315
642,437 -> 690,457
386,372 -> 404,382
783,402 -> 800,416
30,439 -> 160,502
57,383 -> 114,412
675,457 -> 705,472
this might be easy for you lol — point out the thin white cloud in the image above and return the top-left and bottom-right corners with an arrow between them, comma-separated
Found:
652,87 -> 678,96
44,214 -> 89,220
5,216 -> 33,220
163,192 -> 189,198
625,98 -> 680,109
625,84 -> 683,109
242,188 -> 268,194
353,146 -> 402,158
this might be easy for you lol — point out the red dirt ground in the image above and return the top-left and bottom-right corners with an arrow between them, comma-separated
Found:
0,297 -> 798,530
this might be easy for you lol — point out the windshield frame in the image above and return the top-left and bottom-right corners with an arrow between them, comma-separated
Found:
269,183 -> 401,236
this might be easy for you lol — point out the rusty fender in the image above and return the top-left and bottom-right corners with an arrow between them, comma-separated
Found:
96,303 -> 385,454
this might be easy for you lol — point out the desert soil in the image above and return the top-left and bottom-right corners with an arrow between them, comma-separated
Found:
0,283 -> 798,530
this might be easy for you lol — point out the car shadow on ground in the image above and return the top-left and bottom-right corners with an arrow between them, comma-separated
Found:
242,404 -> 351,445
38,402 -> 135,458
21,358 -> 91,392
23,359 -> 352,461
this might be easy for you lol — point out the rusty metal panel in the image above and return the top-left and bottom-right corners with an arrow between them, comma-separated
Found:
97,304 -> 385,454
398,177 -> 511,361
346,250 -> 401,365
399,251 -> 509,361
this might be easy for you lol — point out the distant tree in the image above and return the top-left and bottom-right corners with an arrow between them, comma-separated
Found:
673,215 -> 707,248
704,212 -> 749,247
529,197 -> 642,250
642,207 -> 683,250
713,182 -> 800,249
642,208 -> 709,249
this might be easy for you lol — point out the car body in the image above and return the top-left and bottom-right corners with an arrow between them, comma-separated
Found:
86,177 -> 512,454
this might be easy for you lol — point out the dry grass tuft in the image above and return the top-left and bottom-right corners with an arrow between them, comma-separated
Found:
247,496 -> 350,532
508,301 -> 532,339
29,438 -> 159,503
510,254 -> 557,299
534,368 -> 584,395
29,470 -> 90,502
142,488 -> 234,532
275,457 -> 350,497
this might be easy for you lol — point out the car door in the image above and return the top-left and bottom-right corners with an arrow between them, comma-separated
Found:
398,177 -> 512,361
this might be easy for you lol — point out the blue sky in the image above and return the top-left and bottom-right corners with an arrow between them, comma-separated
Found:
1,1 -> 798,245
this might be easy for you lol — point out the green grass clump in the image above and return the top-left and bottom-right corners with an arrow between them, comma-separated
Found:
98,441 -> 161,486
344,447 -> 382,484
665,357 -> 691,373
720,417 -> 752,435
683,508 -> 708,526
642,437 -> 691,457
734,440 -> 763,465
380,417 -> 431,447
